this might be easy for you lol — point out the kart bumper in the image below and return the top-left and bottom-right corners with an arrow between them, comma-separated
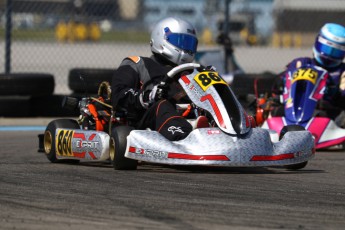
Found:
125,127 -> 315,167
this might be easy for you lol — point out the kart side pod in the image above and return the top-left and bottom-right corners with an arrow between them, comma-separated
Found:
39,129 -> 111,161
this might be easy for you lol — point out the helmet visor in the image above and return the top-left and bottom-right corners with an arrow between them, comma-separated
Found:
316,52 -> 343,67
315,36 -> 345,60
166,33 -> 198,54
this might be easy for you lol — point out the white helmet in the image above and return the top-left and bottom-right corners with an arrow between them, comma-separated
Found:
150,17 -> 198,65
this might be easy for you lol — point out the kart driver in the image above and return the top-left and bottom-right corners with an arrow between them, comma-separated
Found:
272,23 -> 345,127
111,17 -> 207,141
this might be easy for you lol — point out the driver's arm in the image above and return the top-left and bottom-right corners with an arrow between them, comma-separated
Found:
111,63 -> 144,112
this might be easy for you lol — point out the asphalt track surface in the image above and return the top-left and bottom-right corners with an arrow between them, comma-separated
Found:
0,40 -> 341,230
1,125 -> 345,230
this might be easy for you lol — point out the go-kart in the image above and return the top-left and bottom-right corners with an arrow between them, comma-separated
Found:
38,63 -> 315,170
261,64 -> 345,150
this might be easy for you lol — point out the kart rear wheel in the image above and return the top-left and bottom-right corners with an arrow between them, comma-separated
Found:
44,119 -> 80,163
279,125 -> 308,170
110,126 -> 137,170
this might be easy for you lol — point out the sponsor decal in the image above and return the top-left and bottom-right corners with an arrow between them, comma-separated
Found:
76,140 -> 99,149
207,130 -> 221,135
72,132 -> 99,159
129,147 -> 168,159
167,126 -> 184,134
73,133 -> 99,149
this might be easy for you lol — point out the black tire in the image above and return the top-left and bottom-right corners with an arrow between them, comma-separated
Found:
110,126 -> 137,170
0,95 -> 79,117
44,119 -> 80,163
279,125 -> 308,170
0,96 -> 31,117
29,95 -> 80,117
0,73 -> 54,96
68,68 -> 115,93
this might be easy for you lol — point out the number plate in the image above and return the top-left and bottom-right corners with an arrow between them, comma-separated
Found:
193,71 -> 227,91
56,129 -> 74,157
292,68 -> 318,84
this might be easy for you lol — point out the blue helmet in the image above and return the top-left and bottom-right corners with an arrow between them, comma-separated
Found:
313,23 -> 345,68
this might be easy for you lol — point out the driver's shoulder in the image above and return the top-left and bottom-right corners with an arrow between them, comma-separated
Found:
123,56 -> 143,64
122,56 -> 158,66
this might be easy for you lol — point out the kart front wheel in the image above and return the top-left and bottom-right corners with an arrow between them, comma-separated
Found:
279,125 -> 308,170
110,126 -> 137,170
44,119 -> 80,163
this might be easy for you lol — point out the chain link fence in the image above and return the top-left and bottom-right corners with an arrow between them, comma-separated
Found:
1,0 -> 345,95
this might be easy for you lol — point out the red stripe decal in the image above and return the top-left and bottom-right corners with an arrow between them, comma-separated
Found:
168,153 -> 229,161
129,146 -> 136,153
88,152 -> 97,159
129,146 -> 145,154
181,75 -> 190,84
73,133 -> 85,140
88,133 -> 96,141
129,146 -> 229,161
73,152 -> 86,158
200,94 -> 226,128
251,153 -> 294,161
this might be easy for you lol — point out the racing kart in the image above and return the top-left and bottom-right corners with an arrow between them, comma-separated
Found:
38,63 -> 315,170
261,64 -> 345,150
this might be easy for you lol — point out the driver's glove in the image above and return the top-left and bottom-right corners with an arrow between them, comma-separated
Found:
140,83 -> 168,109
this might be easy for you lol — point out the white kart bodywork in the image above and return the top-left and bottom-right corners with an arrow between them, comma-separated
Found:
125,127 -> 314,166
52,63 -> 315,167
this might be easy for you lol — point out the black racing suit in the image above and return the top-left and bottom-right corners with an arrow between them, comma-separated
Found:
111,55 -> 192,141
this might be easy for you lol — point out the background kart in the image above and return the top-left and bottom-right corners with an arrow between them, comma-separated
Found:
261,64 -> 345,150
38,63 -> 315,170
